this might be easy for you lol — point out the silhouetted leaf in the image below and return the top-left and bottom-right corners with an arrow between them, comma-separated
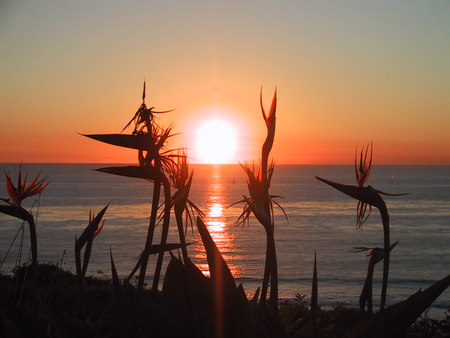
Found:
76,204 -> 109,249
196,217 -> 236,293
95,166 -> 163,181
110,248 -> 121,304
143,242 -> 193,256
250,287 -> 260,306
81,133 -> 156,151
316,176 -> 387,209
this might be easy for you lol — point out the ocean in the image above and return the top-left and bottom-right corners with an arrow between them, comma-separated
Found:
0,163 -> 449,318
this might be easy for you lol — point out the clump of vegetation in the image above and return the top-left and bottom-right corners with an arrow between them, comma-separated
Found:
0,84 -> 449,337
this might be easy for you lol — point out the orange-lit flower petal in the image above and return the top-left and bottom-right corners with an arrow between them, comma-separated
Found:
4,167 -> 48,207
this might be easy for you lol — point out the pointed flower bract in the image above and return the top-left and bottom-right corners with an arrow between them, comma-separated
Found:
4,166 -> 49,207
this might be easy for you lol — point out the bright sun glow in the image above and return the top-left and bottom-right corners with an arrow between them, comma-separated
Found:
195,119 -> 237,164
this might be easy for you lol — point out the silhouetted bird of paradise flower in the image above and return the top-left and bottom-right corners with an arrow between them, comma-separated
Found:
316,144 -> 407,330
3,166 -> 48,207
232,89 -> 286,315
0,166 -> 49,308
355,143 -> 373,228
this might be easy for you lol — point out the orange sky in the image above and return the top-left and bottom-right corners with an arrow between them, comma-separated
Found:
1,1 -> 449,165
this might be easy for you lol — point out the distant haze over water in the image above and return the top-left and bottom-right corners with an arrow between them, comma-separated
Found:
0,164 -> 449,317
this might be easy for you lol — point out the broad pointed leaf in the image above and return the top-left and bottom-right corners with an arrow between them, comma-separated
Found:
196,217 -> 237,292
81,239 -> 93,278
316,176 -> 386,210
95,166 -> 162,181
76,204 -> 109,249
81,133 -> 156,151
110,248 -> 121,301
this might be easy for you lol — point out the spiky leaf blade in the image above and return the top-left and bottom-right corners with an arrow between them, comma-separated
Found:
81,133 -> 156,151
95,166 -> 162,181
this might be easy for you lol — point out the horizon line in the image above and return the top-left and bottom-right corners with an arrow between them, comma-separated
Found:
1,162 -> 449,166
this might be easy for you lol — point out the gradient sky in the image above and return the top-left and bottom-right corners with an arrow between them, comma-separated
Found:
1,0 -> 449,164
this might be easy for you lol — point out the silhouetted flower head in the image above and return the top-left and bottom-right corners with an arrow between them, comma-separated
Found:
88,209 -> 105,238
352,241 -> 398,264
233,90 -> 286,229
355,143 -> 373,228
4,166 -> 48,207
168,153 -> 203,231
355,142 -> 372,187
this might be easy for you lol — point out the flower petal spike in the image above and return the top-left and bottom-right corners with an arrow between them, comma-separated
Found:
354,143 -> 373,228
4,166 -> 49,207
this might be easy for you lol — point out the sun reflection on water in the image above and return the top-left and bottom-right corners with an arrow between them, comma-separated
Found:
193,165 -> 241,278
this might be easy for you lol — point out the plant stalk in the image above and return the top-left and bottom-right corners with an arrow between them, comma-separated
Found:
175,208 -> 189,265
377,206 -> 390,335
268,228 -> 279,314
260,232 -> 271,305
152,176 -> 171,292
360,258 -> 375,316
26,213 -> 38,308
137,179 -> 161,291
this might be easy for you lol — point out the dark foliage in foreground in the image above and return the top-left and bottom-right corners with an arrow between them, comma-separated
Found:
1,264 -> 449,337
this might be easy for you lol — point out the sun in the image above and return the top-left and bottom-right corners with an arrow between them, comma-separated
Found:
195,119 -> 238,164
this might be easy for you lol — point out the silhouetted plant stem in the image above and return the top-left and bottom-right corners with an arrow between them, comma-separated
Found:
251,198 -> 279,315
137,179 -> 161,291
1,167 -> 48,309
169,155 -> 202,266
260,234 -> 271,305
268,230 -> 278,313
378,206 -> 390,333
260,90 -> 279,313
152,176 -> 171,292
0,207 -> 38,309
380,209 -> 389,305
311,252 -> 318,338
26,214 -> 38,308
175,206 -> 189,265
355,241 -> 399,316
260,226 -> 278,314
360,258 -> 375,316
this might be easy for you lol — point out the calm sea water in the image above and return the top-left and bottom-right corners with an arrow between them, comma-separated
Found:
0,164 -> 449,318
